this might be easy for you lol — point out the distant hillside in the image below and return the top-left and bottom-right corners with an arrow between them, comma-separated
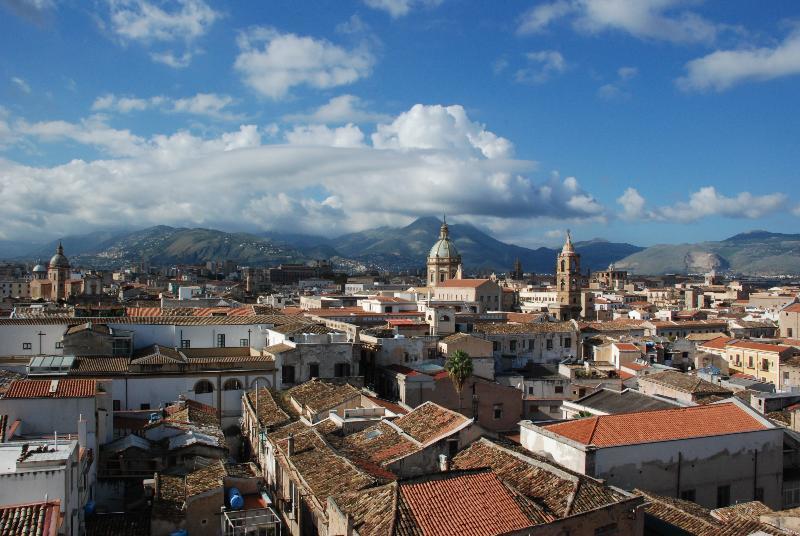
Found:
9,219 -> 643,273
23,226 -> 316,268
615,231 -> 800,275
332,217 -> 642,272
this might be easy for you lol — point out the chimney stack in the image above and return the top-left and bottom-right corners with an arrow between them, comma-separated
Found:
438,453 -> 449,472
287,433 -> 295,457
78,414 -> 87,450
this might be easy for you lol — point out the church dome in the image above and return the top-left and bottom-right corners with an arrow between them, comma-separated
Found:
49,242 -> 69,269
32,260 -> 47,273
428,218 -> 460,259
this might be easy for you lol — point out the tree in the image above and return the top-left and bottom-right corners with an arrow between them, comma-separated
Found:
445,350 -> 473,412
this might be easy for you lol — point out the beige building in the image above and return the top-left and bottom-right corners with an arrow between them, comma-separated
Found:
781,303 -> 800,339
724,340 -> 799,387
426,217 -> 463,287
432,278 -> 503,312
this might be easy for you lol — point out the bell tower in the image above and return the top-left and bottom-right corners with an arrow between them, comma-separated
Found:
426,216 -> 463,287
552,231 -> 583,320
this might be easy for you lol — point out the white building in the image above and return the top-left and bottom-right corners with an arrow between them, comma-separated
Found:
520,400 -> 784,509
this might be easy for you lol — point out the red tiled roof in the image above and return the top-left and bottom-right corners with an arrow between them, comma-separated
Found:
436,279 -> 493,288
614,343 -> 640,352
784,303 -> 800,313
399,470 -> 535,536
543,403 -> 769,447
385,364 -> 421,376
699,336 -> 734,350
4,379 -> 97,399
728,340 -> 794,353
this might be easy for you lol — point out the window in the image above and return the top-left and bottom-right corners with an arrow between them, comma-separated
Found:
594,523 -> 618,536
194,380 -> 214,394
528,339 -> 535,349
789,328 -> 794,337
216,334 -> 226,348
785,372 -> 790,381
748,356 -> 754,368
113,400 -> 121,411
717,484 -> 731,507
493,404 -> 503,420
546,339 -> 553,350
761,359 -> 769,372
510,340 -> 517,352
240,338 -> 249,347
140,403 -> 150,410
223,378 -> 243,391
680,489 -> 696,502
22,342 -> 31,350
309,363 -> 319,378
564,337 -> 571,348
555,385 -> 564,394
492,341 -> 499,351
527,386 -> 534,395
55,341 -> 63,349
180,339 -> 190,349
335,363 -> 351,377
282,365 -> 295,385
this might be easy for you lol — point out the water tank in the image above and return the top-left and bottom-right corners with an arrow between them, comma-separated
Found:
84,501 -> 95,516
227,487 -> 244,510
169,530 -> 187,536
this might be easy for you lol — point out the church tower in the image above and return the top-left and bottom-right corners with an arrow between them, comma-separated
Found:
47,241 -> 70,301
553,231 -> 583,320
426,216 -> 463,287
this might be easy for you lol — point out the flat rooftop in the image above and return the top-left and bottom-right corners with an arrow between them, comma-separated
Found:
0,440 -> 75,474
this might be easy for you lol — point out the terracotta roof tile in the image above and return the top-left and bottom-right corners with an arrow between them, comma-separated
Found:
543,403 -> 769,447
393,402 -> 470,444
398,470 -> 536,536
0,501 -> 60,536
245,388 -> 291,429
638,370 -> 732,396
698,336 -> 734,350
4,379 -> 98,399
474,321 -> 576,335
728,340 -> 795,353
288,379 -> 361,414
436,279 -> 493,288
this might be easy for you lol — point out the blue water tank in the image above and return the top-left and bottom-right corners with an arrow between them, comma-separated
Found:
84,501 -> 96,516
227,487 -> 244,510
169,530 -> 187,536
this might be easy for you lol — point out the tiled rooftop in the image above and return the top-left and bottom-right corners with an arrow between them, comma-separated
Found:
542,402 -> 770,447
638,370 -> 732,396
3,379 -> 98,399
245,388 -> 291,429
728,340 -> 794,353
164,399 -> 219,427
0,501 -> 60,536
392,402 -> 470,444
698,336 -> 734,349
453,438 -> 630,518
637,490 -> 789,536
288,379 -> 362,414
474,321 -> 576,335
436,279 -> 492,288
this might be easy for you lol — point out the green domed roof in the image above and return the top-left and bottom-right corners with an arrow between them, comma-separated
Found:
429,238 -> 459,258
428,218 -> 460,259
49,242 -> 69,269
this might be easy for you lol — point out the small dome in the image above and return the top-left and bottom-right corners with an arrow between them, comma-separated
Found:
49,242 -> 69,269
32,260 -> 47,272
428,218 -> 460,259
561,230 -> 576,255
429,238 -> 459,259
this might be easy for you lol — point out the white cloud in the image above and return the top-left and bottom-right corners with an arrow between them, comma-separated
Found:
518,0 -> 574,34
618,66 -> 638,80
11,76 -> 31,94
283,95 -> 390,124
372,104 -> 514,159
677,30 -> 800,92
515,50 -> 566,84
1,0 -> 56,24
104,0 -> 220,67
617,186 -> 787,222
597,65 -> 638,100
234,27 -> 375,100
362,0 -> 443,18
0,104 -> 607,239
91,92 -> 238,120
519,0 -> 724,44
793,205 -> 800,217
284,124 -> 366,148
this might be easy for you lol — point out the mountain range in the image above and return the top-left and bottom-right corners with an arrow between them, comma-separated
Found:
3,221 -> 797,275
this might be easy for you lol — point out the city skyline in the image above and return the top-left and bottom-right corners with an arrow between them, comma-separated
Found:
1,1 -> 799,248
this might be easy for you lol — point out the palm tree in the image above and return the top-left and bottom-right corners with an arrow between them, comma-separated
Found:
445,350 -> 473,412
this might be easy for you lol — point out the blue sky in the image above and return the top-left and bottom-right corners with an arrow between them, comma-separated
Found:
1,0 -> 799,248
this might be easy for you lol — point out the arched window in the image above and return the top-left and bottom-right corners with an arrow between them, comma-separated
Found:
223,378 -> 242,391
194,380 -> 214,394
560,260 -> 565,272
560,280 -> 565,291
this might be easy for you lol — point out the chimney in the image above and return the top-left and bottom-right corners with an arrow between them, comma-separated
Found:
77,414 -> 87,450
287,433 -> 295,457
438,453 -> 449,472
